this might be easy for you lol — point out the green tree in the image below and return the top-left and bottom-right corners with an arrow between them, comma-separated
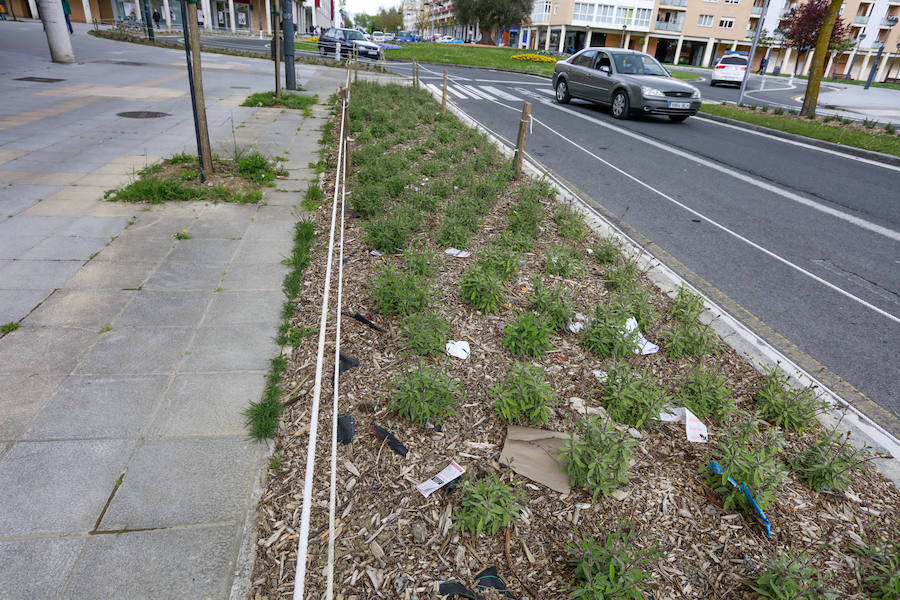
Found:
376,6 -> 403,32
453,0 -> 532,45
355,12 -> 376,32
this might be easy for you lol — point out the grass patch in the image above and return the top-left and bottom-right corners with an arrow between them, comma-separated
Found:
384,42 -> 559,77
242,91 -> 318,114
700,103 -> 900,158
302,183 -> 324,210
1,321 -> 19,335
669,69 -> 701,80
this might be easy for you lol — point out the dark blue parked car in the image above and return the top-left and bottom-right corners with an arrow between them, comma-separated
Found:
397,30 -> 420,43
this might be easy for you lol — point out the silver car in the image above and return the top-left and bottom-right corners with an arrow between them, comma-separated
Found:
552,48 -> 701,122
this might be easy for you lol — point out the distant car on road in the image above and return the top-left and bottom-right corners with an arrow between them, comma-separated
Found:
438,35 -> 464,43
711,51 -> 749,86
318,27 -> 382,59
552,48 -> 701,122
397,30 -> 419,42
372,31 -> 386,43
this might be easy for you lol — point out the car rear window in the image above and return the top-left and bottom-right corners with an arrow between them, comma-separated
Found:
720,56 -> 747,65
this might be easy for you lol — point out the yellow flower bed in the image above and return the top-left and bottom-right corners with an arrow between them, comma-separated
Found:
302,37 -> 318,42
511,53 -> 558,63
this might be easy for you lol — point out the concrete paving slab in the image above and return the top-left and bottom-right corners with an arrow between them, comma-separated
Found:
57,216 -> 130,238
254,204 -> 298,221
221,262 -> 288,291
202,290 -> 284,327
183,218 -> 249,240
23,289 -> 136,328
180,324 -> 276,373
0,438 -> 135,536
0,537 -> 87,600
0,327 -> 96,376
62,260 -> 156,290
231,239 -> 292,264
0,214 -> 68,237
143,261 -> 226,291
20,235 -> 109,261
0,289 -> 54,324
242,219 -> 297,242
166,238 -> 240,263
0,258 -> 84,289
62,525 -> 235,600
76,326 -> 194,375
0,373 -> 66,440
0,234 -> 45,259
0,183 -> 61,216
22,375 -> 169,440
100,437 -> 261,529
117,290 -> 213,327
149,371 -> 267,437
93,234 -> 174,263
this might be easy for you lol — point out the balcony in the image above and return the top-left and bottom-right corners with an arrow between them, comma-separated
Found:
854,15 -> 869,24
751,5 -> 764,15
881,16 -> 899,26
780,8 -> 793,17
655,19 -> 684,31
658,0 -> 688,7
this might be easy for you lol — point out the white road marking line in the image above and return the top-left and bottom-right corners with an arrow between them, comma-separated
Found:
425,83 -> 442,97
459,84 -> 492,99
543,100 -> 900,242
536,87 -> 554,95
445,84 -> 469,99
480,85 -> 522,101
473,78 -> 548,85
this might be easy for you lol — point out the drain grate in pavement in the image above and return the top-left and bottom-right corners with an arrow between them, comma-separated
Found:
117,111 -> 170,119
93,60 -> 149,67
15,77 -> 65,83
231,85 -> 250,89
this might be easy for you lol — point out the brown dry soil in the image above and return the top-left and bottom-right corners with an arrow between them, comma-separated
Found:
248,96 -> 900,600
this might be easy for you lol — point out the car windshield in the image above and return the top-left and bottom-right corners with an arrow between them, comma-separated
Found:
612,53 -> 668,76
719,56 -> 747,65
345,30 -> 366,41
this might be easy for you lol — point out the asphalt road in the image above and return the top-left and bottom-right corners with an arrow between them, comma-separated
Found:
390,61 -> 900,436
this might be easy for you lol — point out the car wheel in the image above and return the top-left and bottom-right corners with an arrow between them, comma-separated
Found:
709,80 -> 716,87
555,79 -> 571,103
669,115 -> 689,123
611,90 -> 630,120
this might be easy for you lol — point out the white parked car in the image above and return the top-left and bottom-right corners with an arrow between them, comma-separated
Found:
710,52 -> 748,86
372,31 -> 386,43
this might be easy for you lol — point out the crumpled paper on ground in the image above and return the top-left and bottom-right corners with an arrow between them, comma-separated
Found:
445,340 -> 471,359
625,317 -> 659,355
445,247 -> 471,258
659,405 -> 708,443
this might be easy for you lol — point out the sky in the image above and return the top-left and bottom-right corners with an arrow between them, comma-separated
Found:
343,0 -> 401,18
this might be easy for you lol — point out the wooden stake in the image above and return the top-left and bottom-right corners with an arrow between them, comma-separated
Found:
186,1 -> 212,174
513,101 -> 531,180
441,69 -> 447,111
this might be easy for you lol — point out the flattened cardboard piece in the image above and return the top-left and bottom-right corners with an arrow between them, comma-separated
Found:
499,425 -> 571,494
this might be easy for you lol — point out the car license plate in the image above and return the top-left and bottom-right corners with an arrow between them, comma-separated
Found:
669,101 -> 691,109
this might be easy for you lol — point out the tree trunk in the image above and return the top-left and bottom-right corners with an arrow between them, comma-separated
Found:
477,24 -> 497,45
801,0 -> 843,117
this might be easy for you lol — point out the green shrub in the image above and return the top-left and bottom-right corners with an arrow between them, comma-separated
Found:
529,278 -> 575,330
863,118 -> 876,129
754,551 -> 838,600
616,287 -> 658,331
600,363 -> 668,429
670,286 -> 704,323
560,417 -> 636,501
593,237 -> 621,265
491,362 -> 555,424
365,205 -> 422,253
404,311 -> 449,356
403,248 -> 435,279
502,312 -> 552,357
478,244 -> 520,280
773,107 -> 785,115
390,366 -> 459,426
581,304 -> 638,358
604,261 -> 638,292
460,265 -> 504,313
545,244 -> 582,278
237,151 -> 280,183
507,197 -> 544,237
852,535 -> 900,600
886,122 -> 897,135
754,368 -> 822,432
567,522 -> 658,600
553,204 -> 589,240
497,229 -> 534,252
795,430 -> 868,491
676,367 -> 734,422
662,322 -> 715,359
456,476 -> 523,537
371,264 -> 431,316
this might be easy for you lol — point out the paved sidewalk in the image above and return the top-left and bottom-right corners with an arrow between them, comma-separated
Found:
0,21 -> 343,599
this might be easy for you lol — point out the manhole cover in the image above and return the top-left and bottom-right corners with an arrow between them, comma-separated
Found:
231,85 -> 250,89
93,60 -> 149,66
117,111 -> 170,119
15,77 -> 65,83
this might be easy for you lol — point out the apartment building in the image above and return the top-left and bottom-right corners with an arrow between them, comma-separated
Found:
522,0 -> 900,82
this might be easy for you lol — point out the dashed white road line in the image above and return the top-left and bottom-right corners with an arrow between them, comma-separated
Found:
480,85 -> 522,101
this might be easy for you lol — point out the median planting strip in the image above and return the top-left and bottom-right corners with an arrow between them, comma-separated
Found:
249,80 -> 900,598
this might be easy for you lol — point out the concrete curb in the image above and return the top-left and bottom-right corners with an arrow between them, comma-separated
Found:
696,111 -> 900,167
423,86 -> 900,488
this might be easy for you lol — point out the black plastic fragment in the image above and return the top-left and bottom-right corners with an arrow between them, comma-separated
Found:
338,352 -> 359,374
372,424 -> 408,457
474,566 -> 518,599
437,582 -> 482,599
337,414 -> 355,444
342,311 -> 386,333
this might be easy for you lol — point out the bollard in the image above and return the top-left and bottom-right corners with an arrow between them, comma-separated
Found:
442,70 -> 447,111
513,101 -> 532,180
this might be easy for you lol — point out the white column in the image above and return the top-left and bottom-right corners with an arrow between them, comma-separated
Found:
730,40 -> 737,50
202,0 -> 212,30
37,0 -> 74,62
81,0 -> 93,22
109,0 -> 116,19
264,0 -> 271,33
28,0 -> 39,18
825,52 -> 835,78
673,35 -> 683,64
162,0 -> 170,27
624,32 -> 630,48
782,47 -> 792,72
134,0 -> 142,21
558,23 -> 566,52
227,0 -> 235,31
586,26 -> 591,48
703,37 -> 715,66
858,51 -> 872,80
801,50 -> 813,75
544,26 -> 551,50
875,51 -> 891,81
641,35 -> 649,53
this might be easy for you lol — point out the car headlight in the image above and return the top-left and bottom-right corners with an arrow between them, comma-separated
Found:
691,88 -> 701,99
640,86 -> 665,98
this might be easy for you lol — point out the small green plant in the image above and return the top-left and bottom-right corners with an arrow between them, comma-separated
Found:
760,105 -> 769,112
390,366 -> 459,426
478,244 -> 520,280
592,237 -> 621,265
173,230 -> 192,240
404,311 -> 449,356
662,321 -> 715,359
371,263 -> 431,316
241,91 -> 318,111
365,206 -> 422,253
179,170 -> 198,181
456,476 -> 523,537
754,368 -> 822,432
553,204 -> 589,240
506,197 -> 544,237
863,118 -> 876,129
600,363 -> 668,429
302,183 -> 324,210
104,177 -> 206,204
567,522 -> 658,600
581,304 -> 638,358
268,454 -> 286,472
545,244 -> 582,278
805,111 -> 817,120
795,429 -> 870,491
840,117 -> 853,125
491,362 -> 555,424
164,152 -> 197,164
754,550 -> 838,600
773,107 -> 785,115
529,278 -> 575,330
885,122 -> 897,135
616,287 -> 657,331
604,261 -> 638,292
788,109 -> 799,116
497,229 -> 534,252
99,324 -> 112,334
284,326 -> 316,348
560,417 -> 636,500
1,321 -> 19,334
502,312 -> 552,357
670,286 -> 704,323
402,248 -> 435,279
244,355 -> 288,440
676,367 -> 734,422
852,533 -> 900,600
823,114 -> 836,122
459,264 -> 504,313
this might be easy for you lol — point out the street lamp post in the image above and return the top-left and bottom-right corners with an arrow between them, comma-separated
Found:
738,0 -> 771,106
621,23 -> 627,48
845,33 -> 865,80
864,16 -> 898,89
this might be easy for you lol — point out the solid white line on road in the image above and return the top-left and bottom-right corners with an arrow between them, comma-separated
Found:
473,78 -> 548,85
543,100 -> 900,242
480,85 -> 522,101
445,85 -> 469,99
536,87 -> 554,95
425,83 -> 442,97
459,84 -> 492,100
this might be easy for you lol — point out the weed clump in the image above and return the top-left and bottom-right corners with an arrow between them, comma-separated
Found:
852,534 -> 900,600
676,367 -> 734,422
663,321 -> 715,359
553,204 -> 589,240
460,265 -> 504,313
456,476 -> 523,537
581,304 -> 637,358
529,278 -> 575,330
604,261 -> 638,292
754,368 -> 822,432
404,311 -> 449,356
600,363 -> 668,429
371,263 -> 431,316
754,550 -> 838,600
593,237 -> 621,265
478,244 -> 520,280
671,286 -> 704,323
491,362 -> 555,424
795,430 -> 869,491
545,244 -> 582,278
567,522 -> 658,599
502,313 -> 552,357
561,417 -> 636,500
390,366 -> 459,426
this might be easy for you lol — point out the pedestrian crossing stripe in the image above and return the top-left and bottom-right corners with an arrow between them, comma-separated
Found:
425,83 -> 548,103
479,85 -> 522,101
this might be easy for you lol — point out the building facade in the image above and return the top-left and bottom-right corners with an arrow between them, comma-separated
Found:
522,0 -> 900,82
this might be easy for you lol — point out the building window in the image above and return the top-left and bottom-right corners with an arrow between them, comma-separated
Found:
615,6 -> 634,24
573,2 -> 594,21
698,13 -> 713,26
704,0 -> 717,3
595,4 -> 614,23
634,7 -> 651,26
724,0 -> 739,4
719,16 -> 735,27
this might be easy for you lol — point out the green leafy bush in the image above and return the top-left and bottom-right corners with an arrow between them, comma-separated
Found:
237,151 -> 280,183
497,229 -> 534,252
852,535 -> 900,600
404,311 -> 449,356
456,476 -> 523,537
593,237 -> 621,265
754,368 -> 822,432
502,313 -> 552,357
390,366 -> 459,426
795,430 -> 868,491
529,278 -> 575,330
371,264 -> 431,316
403,248 -> 435,279
581,304 -> 638,358
507,197 -> 544,237
459,264 -> 504,313
365,205 -> 422,253
662,322 -> 715,359
600,364 -> 668,429
553,204 -> 589,240
670,286 -> 704,323
604,261 -> 638,292
478,244 -> 520,280
754,551 -> 838,600
676,367 -> 734,422
491,362 -> 555,424
567,522 -> 658,600
545,244 -> 582,278
561,417 -> 636,501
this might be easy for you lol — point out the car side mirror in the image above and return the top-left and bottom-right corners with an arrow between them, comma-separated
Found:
599,65 -> 611,74
665,68 -> 672,76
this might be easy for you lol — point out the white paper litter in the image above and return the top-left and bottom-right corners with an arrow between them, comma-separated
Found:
370,250 -> 384,256
570,397 -> 607,417
591,369 -> 608,383
566,312 -> 587,334
444,247 -> 471,258
624,317 -> 659,355
658,406 -> 708,443
415,461 -> 465,497
445,340 -> 471,359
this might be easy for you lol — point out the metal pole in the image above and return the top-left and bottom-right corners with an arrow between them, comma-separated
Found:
36,0 -> 74,63
864,43 -> 885,89
273,7 -> 281,97
142,0 -> 155,41
738,0 -> 770,106
513,101 -> 531,179
180,0 -> 211,180
441,69 -> 447,110
282,0 -> 295,89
